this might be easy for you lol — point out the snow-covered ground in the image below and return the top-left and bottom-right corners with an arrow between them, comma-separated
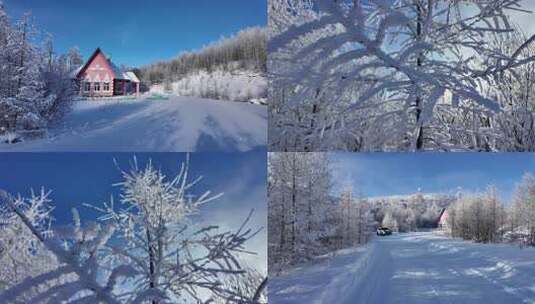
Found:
270,232 -> 535,304
0,96 -> 266,152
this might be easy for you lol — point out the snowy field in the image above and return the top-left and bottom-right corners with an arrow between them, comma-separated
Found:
270,232 -> 535,304
0,96 -> 266,152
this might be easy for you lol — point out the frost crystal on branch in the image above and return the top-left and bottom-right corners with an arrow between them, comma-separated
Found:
269,0 -> 535,151
0,157 -> 262,303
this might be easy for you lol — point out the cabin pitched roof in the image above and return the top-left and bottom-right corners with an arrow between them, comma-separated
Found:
75,48 -> 134,81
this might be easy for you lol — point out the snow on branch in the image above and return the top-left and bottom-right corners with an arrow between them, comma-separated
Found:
0,157 -> 263,303
269,0 -> 535,151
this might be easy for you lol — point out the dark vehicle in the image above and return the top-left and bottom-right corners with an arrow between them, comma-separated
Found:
376,227 -> 392,236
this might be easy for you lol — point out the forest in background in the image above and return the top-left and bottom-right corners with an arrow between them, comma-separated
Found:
138,27 -> 267,102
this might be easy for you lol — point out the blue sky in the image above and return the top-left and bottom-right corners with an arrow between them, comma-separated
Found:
0,152 -> 266,226
331,153 -> 535,204
2,0 -> 266,67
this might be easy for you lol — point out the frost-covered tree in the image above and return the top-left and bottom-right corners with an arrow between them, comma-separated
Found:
213,266 -> 267,304
510,174 -> 535,246
0,157 -> 262,303
0,2 -> 76,143
0,189 -> 68,301
66,47 -> 83,71
446,187 -> 506,243
368,192 -> 453,231
269,0 -> 535,151
0,190 -> 121,303
87,157 -> 261,303
139,27 -> 267,103
484,29 -> 535,151
268,152 -> 374,271
268,152 -> 335,269
140,27 -> 267,84
336,186 -> 373,246
382,211 -> 399,232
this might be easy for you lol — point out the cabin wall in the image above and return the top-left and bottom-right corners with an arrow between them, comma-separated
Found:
78,52 -> 115,97
438,210 -> 449,230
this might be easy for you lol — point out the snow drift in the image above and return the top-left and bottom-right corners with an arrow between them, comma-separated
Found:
0,97 -> 267,152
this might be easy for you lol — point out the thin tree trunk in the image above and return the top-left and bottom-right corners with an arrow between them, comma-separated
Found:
146,229 -> 158,304
414,1 -> 424,150
17,20 -> 27,93
291,155 -> 297,257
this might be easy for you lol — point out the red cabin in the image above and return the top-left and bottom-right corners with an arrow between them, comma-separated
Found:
74,48 -> 140,97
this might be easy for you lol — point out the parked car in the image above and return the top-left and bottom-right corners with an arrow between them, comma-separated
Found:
376,227 -> 392,236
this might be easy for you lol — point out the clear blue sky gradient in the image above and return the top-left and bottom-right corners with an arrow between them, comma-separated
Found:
0,152 -> 267,226
331,153 -> 535,204
3,0 -> 267,67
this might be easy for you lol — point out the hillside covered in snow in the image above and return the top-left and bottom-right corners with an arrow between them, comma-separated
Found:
139,27 -> 267,104
149,69 -> 267,104
0,96 -> 267,152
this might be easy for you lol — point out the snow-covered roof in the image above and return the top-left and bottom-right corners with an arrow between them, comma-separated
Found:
107,59 -> 129,80
125,71 -> 140,83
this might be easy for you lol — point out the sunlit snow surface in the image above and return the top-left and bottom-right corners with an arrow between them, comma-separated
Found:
0,96 -> 267,152
270,232 -> 535,304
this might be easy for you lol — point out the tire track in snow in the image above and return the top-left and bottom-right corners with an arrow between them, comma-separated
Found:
346,240 -> 393,304
313,243 -> 379,304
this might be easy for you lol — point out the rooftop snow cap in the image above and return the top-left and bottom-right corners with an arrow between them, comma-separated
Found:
125,71 -> 140,83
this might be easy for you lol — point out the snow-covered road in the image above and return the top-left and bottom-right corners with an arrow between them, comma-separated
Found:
0,96 -> 267,152
270,232 -> 535,304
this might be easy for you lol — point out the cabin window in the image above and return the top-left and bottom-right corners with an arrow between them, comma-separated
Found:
94,82 -> 101,92
84,82 -> 90,92
103,82 -> 110,91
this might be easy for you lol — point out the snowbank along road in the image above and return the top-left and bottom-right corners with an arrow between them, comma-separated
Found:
0,96 -> 267,152
270,232 -> 535,304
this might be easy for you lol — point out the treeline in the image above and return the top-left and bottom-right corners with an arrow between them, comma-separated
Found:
139,27 -> 267,86
446,175 -> 535,246
0,3 -> 80,142
268,153 -> 375,271
447,187 -> 506,243
150,69 -> 267,103
369,194 -> 456,232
